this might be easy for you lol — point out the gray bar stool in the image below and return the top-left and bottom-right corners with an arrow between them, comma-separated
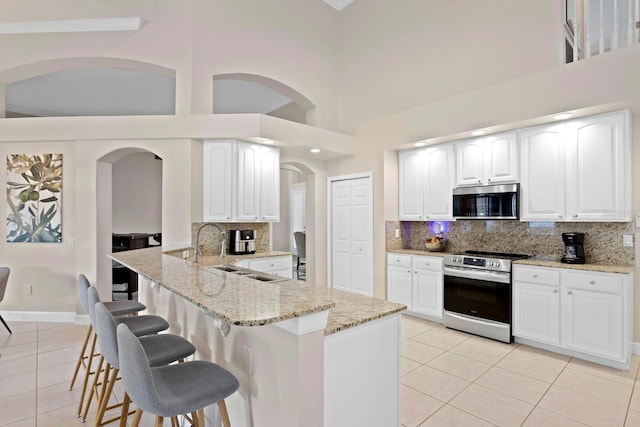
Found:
0,267 -> 12,334
77,286 -> 170,418
91,301 -> 196,426
69,274 -> 146,391
117,323 -> 239,427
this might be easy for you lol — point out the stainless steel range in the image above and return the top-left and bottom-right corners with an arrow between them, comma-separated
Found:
443,251 -> 530,343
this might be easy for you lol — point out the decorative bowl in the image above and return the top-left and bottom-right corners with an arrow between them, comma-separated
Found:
424,239 -> 446,252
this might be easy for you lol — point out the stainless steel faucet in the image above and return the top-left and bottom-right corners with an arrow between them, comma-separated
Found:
194,222 -> 226,263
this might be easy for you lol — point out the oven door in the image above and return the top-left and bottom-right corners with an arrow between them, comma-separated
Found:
443,266 -> 511,324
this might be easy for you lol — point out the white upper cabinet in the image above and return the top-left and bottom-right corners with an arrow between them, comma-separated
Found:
455,132 -> 518,187
519,123 -> 566,221
565,111 -> 630,221
398,144 -> 455,221
203,140 -> 280,222
520,111 -> 630,222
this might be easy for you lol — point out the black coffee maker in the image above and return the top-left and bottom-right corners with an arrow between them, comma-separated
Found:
561,232 -> 585,264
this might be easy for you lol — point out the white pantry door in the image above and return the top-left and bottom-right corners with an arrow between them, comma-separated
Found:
330,175 -> 373,296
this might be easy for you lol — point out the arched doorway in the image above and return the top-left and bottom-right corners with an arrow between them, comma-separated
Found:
96,148 -> 163,301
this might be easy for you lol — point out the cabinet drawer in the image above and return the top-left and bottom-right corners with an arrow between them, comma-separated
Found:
412,255 -> 443,272
513,266 -> 560,286
246,256 -> 291,272
563,272 -> 623,294
387,253 -> 411,268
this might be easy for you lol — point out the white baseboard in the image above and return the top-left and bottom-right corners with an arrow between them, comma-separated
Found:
0,311 -> 87,324
633,342 -> 640,356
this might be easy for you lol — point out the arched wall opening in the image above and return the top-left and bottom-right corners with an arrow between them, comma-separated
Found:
213,73 -> 316,125
0,58 -> 177,118
96,147 -> 163,301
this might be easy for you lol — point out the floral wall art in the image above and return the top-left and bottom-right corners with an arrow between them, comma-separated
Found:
6,154 -> 63,243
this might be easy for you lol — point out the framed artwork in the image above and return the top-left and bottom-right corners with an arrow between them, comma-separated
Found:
6,154 -> 63,243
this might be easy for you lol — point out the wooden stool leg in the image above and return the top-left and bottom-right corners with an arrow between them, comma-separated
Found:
69,325 -> 92,390
119,392 -> 131,427
155,415 -> 164,427
131,408 -> 143,427
77,332 -> 98,417
218,400 -> 231,427
197,408 -> 206,427
82,355 -> 105,422
95,366 -> 118,427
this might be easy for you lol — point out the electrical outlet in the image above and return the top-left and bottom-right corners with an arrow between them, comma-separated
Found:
394,229 -> 400,238
623,235 -> 634,247
244,345 -> 252,374
24,285 -> 32,295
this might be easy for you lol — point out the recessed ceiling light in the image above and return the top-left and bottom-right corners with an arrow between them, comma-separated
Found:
553,113 -> 572,120
310,148 -> 321,153
413,142 -> 426,147
471,130 -> 486,136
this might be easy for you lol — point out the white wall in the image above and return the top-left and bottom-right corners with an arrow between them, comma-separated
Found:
112,152 -> 162,234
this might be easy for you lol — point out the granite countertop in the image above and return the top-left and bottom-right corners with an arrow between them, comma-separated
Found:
386,249 -> 634,274
110,247 -> 405,335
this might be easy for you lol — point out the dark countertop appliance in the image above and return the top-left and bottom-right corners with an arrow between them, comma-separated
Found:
561,232 -> 585,264
229,229 -> 256,255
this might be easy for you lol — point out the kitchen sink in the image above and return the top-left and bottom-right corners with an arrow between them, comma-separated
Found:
210,265 -> 285,283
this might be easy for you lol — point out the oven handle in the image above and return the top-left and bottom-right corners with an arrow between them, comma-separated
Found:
443,266 -> 511,284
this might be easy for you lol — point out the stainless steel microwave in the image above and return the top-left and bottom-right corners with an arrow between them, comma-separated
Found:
452,184 -> 519,219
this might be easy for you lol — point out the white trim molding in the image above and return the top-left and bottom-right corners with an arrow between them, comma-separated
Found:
0,17 -> 144,34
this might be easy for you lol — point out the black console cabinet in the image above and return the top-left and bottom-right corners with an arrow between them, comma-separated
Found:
112,233 -> 151,300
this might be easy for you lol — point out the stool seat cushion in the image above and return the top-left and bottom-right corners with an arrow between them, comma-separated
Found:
117,315 -> 169,337
144,361 -> 239,417
139,334 -> 197,367
103,300 -> 146,317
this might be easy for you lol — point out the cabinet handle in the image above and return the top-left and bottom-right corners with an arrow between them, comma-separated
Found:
477,179 -> 482,183
533,274 -> 538,278
407,270 -> 411,273
396,259 -> 400,263
553,289 -> 558,293
589,280 -> 595,285
573,214 -> 578,218
568,290 -> 573,295
558,215 -> 563,218
487,178 -> 492,182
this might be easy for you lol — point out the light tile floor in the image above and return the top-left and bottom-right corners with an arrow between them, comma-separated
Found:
401,315 -> 640,427
2,316 -> 639,427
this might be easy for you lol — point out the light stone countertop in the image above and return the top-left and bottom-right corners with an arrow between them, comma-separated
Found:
110,247 -> 406,335
386,249 -> 634,274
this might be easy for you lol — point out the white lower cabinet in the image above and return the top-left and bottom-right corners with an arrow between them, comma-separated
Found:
513,265 -> 632,369
387,253 -> 443,320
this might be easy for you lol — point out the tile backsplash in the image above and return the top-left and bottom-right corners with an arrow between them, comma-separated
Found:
191,222 -> 270,255
386,220 -> 635,265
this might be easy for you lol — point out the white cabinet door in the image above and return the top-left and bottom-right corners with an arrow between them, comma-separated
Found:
455,138 -> 484,187
236,142 -> 261,221
203,141 -> 233,221
412,268 -> 443,319
513,281 -> 561,345
387,265 -> 412,307
484,132 -> 518,184
566,112 -> 629,221
259,145 -> 280,221
519,123 -> 566,221
563,288 -> 623,360
423,144 -> 455,220
398,149 -> 424,220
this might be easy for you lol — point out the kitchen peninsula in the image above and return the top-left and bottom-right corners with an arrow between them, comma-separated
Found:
110,246 -> 405,427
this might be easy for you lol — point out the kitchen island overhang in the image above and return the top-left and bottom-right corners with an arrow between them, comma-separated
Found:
109,247 -> 405,427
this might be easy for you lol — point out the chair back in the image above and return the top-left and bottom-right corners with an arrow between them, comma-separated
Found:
0,268 -> 9,302
78,274 -> 91,314
293,232 -> 306,258
86,286 -> 102,328
94,302 -> 120,369
117,323 -> 163,414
